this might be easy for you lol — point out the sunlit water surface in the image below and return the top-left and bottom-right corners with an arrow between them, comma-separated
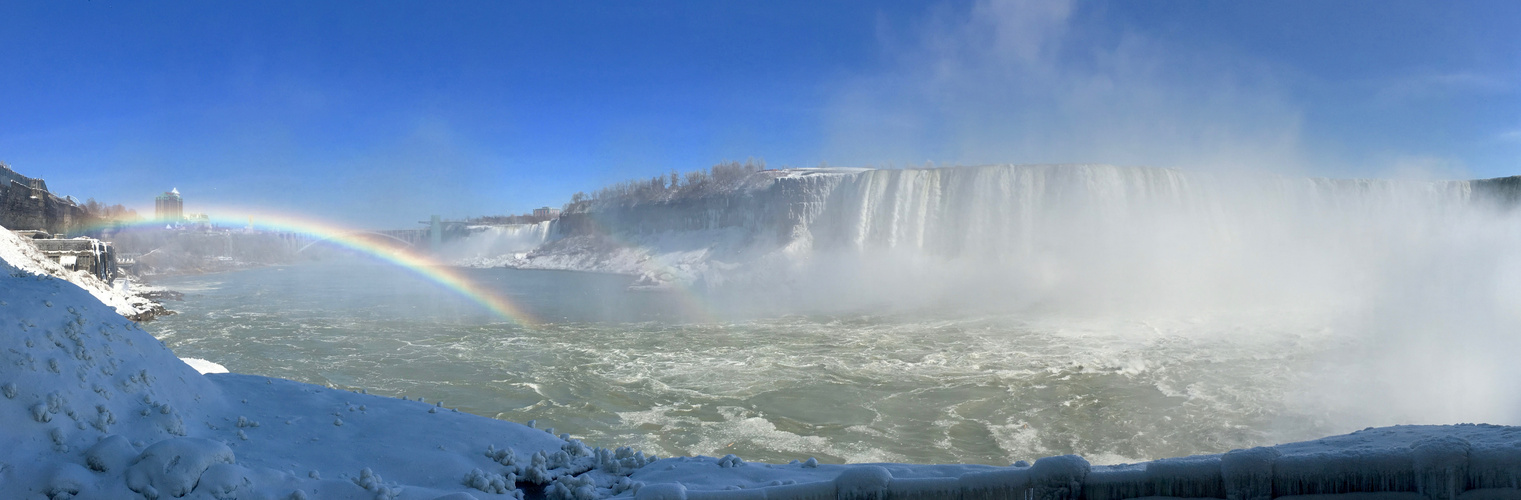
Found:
147,262 -> 1343,465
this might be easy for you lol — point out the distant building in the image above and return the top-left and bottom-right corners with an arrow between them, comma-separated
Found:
155,188 -> 183,222
186,212 -> 211,230
532,207 -> 561,219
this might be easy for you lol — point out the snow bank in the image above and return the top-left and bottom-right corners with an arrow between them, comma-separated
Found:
0,226 -> 166,320
0,244 -> 654,499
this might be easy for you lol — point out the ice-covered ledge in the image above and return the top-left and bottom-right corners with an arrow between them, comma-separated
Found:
626,424 -> 1521,500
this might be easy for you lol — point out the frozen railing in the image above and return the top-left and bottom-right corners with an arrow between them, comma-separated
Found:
635,435 -> 1521,500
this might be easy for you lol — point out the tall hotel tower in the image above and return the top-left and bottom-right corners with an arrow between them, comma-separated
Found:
154,188 -> 183,222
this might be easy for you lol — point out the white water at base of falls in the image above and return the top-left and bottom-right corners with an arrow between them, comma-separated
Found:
294,165 -> 1521,466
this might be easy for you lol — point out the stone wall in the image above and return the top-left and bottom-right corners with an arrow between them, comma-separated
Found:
0,164 -> 90,234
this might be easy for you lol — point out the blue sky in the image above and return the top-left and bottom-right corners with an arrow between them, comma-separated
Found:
1,1 -> 1517,228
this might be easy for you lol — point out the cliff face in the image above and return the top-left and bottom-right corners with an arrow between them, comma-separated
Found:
551,165 -> 1519,259
1471,175 -> 1521,207
506,165 -> 1521,298
0,164 -> 91,235
553,169 -> 850,246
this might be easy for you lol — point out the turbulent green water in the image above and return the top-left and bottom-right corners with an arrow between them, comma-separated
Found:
146,262 -> 1340,465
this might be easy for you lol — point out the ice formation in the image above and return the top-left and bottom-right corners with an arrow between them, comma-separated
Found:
0,228 -> 166,320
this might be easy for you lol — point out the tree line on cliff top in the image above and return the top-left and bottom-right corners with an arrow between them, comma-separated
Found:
562,158 -> 774,213
2,160 -> 140,226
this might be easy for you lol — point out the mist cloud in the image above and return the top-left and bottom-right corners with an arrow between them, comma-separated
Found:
824,0 -> 1308,172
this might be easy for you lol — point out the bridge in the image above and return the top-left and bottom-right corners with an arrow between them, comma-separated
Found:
294,231 -> 418,254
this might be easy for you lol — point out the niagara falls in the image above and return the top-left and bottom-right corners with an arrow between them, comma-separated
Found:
3,1 -> 1520,499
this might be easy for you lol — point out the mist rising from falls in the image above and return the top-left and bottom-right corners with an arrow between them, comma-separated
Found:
763,165 -> 1521,430
778,166 -> 1497,313
527,164 -> 1521,431
443,221 -> 554,267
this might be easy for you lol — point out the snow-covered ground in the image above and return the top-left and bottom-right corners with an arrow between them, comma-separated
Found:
1,242 -> 649,499
1,227 -> 168,320
498,228 -> 761,290
4,224 -> 1520,499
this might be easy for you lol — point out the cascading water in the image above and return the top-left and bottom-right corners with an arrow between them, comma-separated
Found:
757,165 -> 1503,316
447,220 -> 556,267
151,164 -> 1521,467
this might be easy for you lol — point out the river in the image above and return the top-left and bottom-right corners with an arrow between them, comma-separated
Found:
147,261 -> 1345,466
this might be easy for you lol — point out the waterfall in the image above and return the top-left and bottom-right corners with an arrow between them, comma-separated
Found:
445,221 -> 555,266
518,163 -> 1520,318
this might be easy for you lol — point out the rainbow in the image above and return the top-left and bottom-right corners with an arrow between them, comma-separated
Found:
73,209 -> 540,327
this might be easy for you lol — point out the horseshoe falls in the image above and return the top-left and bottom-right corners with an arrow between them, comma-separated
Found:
150,164 -> 1521,467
